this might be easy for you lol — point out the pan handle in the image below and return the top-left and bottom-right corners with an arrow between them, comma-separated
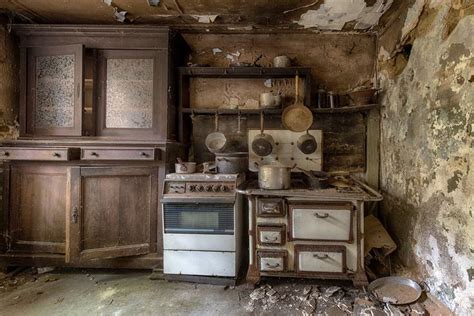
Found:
214,113 -> 219,132
259,111 -> 264,134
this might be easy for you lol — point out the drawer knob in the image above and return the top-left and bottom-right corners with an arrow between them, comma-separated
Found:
90,152 -> 99,157
262,205 -> 278,213
313,212 -> 329,219
140,152 -> 149,157
265,262 -> 280,268
263,236 -> 278,242
313,254 -> 329,260
2,151 -> 10,157
53,152 -> 61,158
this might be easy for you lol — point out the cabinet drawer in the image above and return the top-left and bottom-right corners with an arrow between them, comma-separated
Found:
257,225 -> 286,246
295,245 -> 346,274
258,251 -> 287,272
0,147 -> 78,161
289,203 -> 353,242
257,198 -> 285,217
81,147 -> 160,161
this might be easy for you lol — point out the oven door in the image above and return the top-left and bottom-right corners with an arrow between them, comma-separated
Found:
163,202 -> 234,235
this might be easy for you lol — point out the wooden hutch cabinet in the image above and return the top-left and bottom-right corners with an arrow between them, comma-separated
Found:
0,25 -> 187,270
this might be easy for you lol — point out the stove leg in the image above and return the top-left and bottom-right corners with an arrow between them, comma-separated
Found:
246,265 -> 261,285
352,270 -> 369,287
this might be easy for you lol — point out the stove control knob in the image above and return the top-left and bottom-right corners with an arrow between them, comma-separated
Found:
213,185 -> 221,192
205,185 -> 212,192
197,185 -> 204,192
189,185 -> 196,192
222,185 -> 230,192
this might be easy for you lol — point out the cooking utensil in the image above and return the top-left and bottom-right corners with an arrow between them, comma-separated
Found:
175,158 -> 197,174
215,152 -> 248,174
297,167 -> 330,189
297,130 -> 317,154
273,55 -> 291,68
282,74 -> 313,132
251,111 -> 275,157
255,162 -> 295,190
222,112 -> 246,153
205,113 -> 227,153
368,276 -> 426,305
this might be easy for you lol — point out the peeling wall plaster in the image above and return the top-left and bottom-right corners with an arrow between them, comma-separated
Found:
296,0 -> 393,30
378,2 -> 473,314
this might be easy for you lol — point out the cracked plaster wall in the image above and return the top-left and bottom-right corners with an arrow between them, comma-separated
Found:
378,1 -> 473,313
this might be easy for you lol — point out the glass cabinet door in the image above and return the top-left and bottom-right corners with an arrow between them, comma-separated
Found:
97,50 -> 165,139
26,45 -> 83,136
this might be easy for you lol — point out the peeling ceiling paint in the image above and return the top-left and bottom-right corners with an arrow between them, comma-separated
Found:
0,0 -> 398,32
296,0 -> 394,30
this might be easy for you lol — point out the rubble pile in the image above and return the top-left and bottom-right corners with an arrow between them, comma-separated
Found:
244,281 -> 427,315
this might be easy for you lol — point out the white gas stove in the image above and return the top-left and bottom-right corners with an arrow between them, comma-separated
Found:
162,173 -> 244,281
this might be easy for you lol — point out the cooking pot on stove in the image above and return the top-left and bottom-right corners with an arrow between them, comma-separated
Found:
255,162 -> 295,190
215,152 -> 248,174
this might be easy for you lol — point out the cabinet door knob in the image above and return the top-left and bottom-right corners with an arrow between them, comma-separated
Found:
2,151 -> 10,157
90,152 -> 98,157
53,152 -> 61,158
313,212 -> 329,219
265,262 -> 280,268
140,152 -> 149,157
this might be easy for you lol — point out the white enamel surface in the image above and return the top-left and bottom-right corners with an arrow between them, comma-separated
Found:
163,234 -> 235,251
259,230 -> 282,244
292,208 -> 351,240
298,251 -> 343,273
248,129 -> 322,171
164,250 -> 235,277
260,257 -> 284,272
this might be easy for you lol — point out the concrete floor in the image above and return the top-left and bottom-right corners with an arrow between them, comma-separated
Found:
0,269 -> 247,316
0,269 -> 451,316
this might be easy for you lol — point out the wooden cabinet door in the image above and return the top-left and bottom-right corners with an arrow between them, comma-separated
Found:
25,45 -> 83,136
67,166 -> 158,262
5,164 -> 69,255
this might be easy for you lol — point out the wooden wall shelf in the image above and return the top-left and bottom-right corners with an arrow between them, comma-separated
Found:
179,67 -> 312,78
181,104 -> 378,116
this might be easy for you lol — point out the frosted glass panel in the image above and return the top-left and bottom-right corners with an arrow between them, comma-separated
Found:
35,55 -> 75,128
105,58 -> 154,129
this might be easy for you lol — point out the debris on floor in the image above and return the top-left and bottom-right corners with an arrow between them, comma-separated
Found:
243,280 -> 429,315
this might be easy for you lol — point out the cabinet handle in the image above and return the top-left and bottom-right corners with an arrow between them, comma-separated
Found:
313,254 -> 329,260
314,212 -> 329,219
90,152 -> 99,157
262,205 -> 279,213
2,151 -> 10,157
140,152 -> 149,158
71,206 -> 79,224
263,236 -> 278,242
52,152 -> 61,158
265,262 -> 280,268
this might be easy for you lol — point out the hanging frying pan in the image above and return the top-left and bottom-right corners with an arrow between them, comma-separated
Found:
282,74 -> 313,132
251,111 -> 275,157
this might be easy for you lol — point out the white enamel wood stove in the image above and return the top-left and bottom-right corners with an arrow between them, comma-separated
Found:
162,173 -> 244,283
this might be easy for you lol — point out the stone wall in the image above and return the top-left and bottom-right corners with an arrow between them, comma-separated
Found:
378,1 -> 473,313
